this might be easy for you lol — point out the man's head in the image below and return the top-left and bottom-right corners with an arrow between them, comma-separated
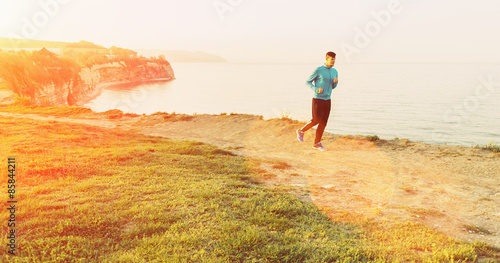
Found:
325,51 -> 336,67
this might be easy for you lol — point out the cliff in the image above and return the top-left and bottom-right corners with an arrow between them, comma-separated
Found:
0,48 -> 175,106
67,61 -> 175,106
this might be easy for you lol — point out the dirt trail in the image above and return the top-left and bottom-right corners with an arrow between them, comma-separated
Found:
2,111 -> 499,248
137,114 -> 500,248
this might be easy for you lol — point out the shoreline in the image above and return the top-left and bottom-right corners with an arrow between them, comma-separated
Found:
135,112 -> 500,153
0,85 -> 496,149
75,77 -> 173,107
0,108 -> 498,248
0,99 -> 498,150
0,78 -> 174,107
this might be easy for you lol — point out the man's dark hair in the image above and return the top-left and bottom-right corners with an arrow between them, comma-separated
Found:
326,51 -> 336,58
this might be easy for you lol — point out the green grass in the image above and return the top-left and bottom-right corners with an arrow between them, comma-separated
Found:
0,115 -> 499,262
152,112 -> 194,122
365,135 -> 380,142
0,102 -> 96,116
474,142 -> 500,152
0,102 -> 143,119
363,221 -> 493,262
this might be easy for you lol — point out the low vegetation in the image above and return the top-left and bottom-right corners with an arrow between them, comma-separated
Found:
475,142 -> 500,152
0,115 -> 498,262
0,99 -> 94,116
365,135 -> 380,142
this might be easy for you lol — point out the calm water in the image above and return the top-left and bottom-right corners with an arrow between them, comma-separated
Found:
84,63 -> 500,146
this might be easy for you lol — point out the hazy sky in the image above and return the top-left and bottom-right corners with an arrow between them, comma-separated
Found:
1,0 -> 500,63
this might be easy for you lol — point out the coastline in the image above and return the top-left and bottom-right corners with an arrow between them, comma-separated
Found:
75,77 -> 173,106
0,107 -> 498,249
0,78 -> 174,107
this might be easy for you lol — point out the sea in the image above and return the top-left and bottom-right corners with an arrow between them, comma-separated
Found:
83,63 -> 500,146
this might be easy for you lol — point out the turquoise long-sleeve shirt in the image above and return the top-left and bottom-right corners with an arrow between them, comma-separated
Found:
306,65 -> 338,100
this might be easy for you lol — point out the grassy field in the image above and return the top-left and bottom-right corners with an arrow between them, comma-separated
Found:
0,113 -> 499,262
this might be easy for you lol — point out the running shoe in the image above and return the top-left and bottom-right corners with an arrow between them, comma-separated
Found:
313,142 -> 327,151
296,129 -> 304,142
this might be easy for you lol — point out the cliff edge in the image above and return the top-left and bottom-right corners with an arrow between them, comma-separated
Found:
0,43 -> 175,106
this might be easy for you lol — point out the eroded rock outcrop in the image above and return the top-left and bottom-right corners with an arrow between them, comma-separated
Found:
36,61 -> 175,106
0,47 -> 175,106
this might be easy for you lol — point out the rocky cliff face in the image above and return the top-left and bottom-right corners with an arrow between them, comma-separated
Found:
34,61 -> 175,106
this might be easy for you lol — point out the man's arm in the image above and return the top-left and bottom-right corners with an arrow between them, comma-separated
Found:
332,69 -> 339,89
306,68 -> 319,92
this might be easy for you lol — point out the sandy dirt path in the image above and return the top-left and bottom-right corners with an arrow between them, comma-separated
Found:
2,111 -> 499,248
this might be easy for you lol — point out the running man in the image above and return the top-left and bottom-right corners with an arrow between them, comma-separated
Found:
297,51 -> 339,151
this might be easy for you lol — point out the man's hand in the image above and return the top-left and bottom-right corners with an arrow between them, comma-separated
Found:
333,78 -> 338,83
